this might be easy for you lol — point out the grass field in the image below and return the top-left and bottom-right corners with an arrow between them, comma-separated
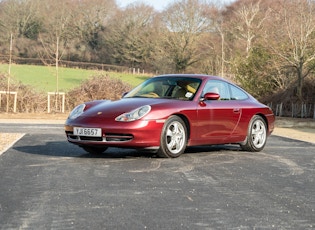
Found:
0,64 -> 150,92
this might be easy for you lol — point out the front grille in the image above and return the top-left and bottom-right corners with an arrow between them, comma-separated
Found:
80,136 -> 103,141
105,133 -> 133,142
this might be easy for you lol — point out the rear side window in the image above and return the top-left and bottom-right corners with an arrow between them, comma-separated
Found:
202,80 -> 248,101
229,84 -> 248,100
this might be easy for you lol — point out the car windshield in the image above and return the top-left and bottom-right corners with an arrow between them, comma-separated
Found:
124,77 -> 201,100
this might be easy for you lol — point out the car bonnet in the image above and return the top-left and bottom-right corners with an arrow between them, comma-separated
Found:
80,98 -> 169,119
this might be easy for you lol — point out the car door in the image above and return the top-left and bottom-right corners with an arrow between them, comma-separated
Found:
197,80 -> 242,144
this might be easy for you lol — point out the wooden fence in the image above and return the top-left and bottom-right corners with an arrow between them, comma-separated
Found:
0,55 -> 129,72
269,102 -> 315,119
0,91 -> 17,113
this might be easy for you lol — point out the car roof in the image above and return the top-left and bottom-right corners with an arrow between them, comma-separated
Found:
155,74 -> 228,82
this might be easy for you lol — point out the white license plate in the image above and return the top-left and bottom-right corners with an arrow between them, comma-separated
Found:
73,127 -> 102,137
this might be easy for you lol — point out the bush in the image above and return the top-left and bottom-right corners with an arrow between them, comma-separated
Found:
65,74 -> 133,109
0,74 -> 46,113
262,77 -> 315,118
0,74 -> 132,113
0,73 -> 133,113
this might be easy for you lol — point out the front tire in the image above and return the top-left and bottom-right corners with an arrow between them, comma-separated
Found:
240,115 -> 267,152
157,116 -> 187,158
82,146 -> 108,155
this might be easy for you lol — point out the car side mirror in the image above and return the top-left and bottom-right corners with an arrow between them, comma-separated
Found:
204,92 -> 220,100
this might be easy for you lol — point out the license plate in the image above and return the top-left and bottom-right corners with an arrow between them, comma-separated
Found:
73,127 -> 102,137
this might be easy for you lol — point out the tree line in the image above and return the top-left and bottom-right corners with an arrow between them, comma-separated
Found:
0,0 -> 315,105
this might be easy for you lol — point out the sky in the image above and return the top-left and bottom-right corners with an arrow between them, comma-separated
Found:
117,0 -> 235,11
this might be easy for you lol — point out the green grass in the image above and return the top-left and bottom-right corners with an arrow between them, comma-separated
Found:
0,64 -> 150,92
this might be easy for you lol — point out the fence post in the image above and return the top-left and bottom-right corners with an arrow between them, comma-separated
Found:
47,93 -> 50,113
62,93 -> 65,113
276,103 -> 283,117
47,92 -> 65,113
13,92 -> 17,113
291,103 -> 294,117
0,91 -> 17,113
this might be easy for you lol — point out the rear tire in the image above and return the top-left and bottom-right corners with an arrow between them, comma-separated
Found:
82,146 -> 108,155
157,116 -> 187,158
240,115 -> 267,152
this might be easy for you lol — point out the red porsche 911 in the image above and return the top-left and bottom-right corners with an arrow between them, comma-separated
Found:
65,74 -> 275,158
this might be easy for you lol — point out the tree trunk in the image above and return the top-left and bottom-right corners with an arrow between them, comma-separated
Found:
296,61 -> 303,102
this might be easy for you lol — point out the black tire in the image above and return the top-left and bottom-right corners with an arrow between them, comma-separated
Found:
82,146 -> 108,155
240,115 -> 267,152
157,116 -> 187,158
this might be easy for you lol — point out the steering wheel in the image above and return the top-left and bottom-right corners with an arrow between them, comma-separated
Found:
141,92 -> 159,98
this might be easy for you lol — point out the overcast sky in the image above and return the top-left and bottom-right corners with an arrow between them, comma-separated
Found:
117,0 -> 235,11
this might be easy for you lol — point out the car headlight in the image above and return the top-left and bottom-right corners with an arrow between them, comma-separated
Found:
115,105 -> 151,122
68,104 -> 86,120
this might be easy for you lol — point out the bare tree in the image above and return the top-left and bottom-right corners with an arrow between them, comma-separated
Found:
71,0 -> 117,62
218,0 -> 279,97
159,0 -> 214,73
0,0 -> 41,37
267,0 -> 315,101
0,0 -> 42,55
226,0 -> 270,57
105,3 -> 157,69
35,0 -> 80,112
201,3 -> 232,77
38,0 -> 77,94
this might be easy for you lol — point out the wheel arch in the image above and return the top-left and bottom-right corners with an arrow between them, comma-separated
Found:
255,113 -> 269,132
240,113 -> 269,152
172,113 -> 191,141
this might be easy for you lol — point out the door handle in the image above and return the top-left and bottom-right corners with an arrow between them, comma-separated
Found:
233,108 -> 241,113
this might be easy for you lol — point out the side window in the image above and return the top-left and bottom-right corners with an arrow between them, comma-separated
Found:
202,80 -> 231,100
229,84 -> 248,100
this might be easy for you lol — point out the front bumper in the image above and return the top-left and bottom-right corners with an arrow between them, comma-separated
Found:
65,119 -> 164,148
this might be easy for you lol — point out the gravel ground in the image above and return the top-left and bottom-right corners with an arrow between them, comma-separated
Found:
0,133 -> 25,155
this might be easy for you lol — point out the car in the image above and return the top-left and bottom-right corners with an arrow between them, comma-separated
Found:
65,74 -> 275,158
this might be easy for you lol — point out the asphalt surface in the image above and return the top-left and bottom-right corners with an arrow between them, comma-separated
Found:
0,123 -> 315,229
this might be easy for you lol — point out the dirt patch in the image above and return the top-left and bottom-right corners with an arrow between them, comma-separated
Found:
0,133 -> 25,155
0,113 -> 68,120
272,127 -> 315,144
